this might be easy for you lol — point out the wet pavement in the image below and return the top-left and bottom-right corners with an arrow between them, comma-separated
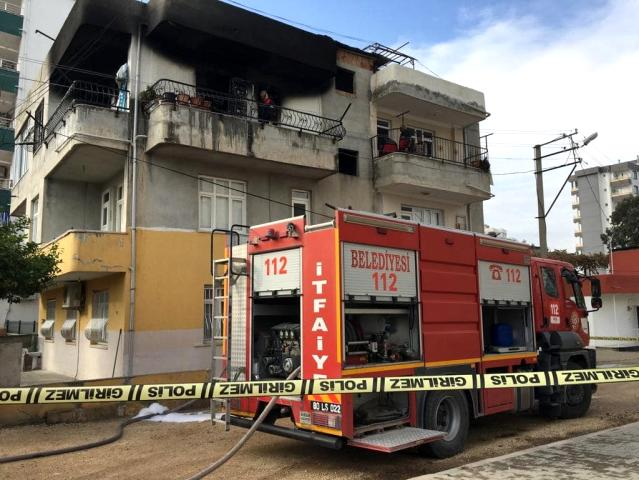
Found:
413,421 -> 639,480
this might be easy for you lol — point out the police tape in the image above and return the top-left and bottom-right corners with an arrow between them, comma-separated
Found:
590,336 -> 639,342
2,366 -> 639,406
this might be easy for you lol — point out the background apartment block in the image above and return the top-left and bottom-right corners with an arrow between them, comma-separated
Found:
10,0 -> 492,381
1,0 -> 75,337
0,0 -> 21,220
570,158 -> 639,254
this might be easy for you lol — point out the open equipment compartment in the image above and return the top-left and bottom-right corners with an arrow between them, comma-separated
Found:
251,247 -> 302,380
344,303 -> 421,366
478,260 -> 535,354
341,242 -> 422,368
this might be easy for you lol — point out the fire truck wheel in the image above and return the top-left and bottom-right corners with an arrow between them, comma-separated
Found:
420,391 -> 469,458
560,361 -> 592,419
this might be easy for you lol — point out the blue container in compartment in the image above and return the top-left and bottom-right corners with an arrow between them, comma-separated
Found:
492,323 -> 513,347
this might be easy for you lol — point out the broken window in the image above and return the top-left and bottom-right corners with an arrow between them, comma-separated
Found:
338,149 -> 358,176
335,67 -> 355,94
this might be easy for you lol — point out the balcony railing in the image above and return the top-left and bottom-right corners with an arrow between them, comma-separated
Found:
0,178 -> 12,189
0,114 -> 11,128
0,2 -> 20,15
44,80 -> 129,143
145,79 -> 346,140
0,58 -> 17,71
372,128 -> 489,170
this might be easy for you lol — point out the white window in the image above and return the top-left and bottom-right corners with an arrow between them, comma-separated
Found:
406,126 -> 434,157
377,119 -> 390,138
292,189 -> 311,217
455,215 -> 467,230
400,205 -> 443,226
30,196 -> 39,242
198,177 -> 246,232
12,123 -> 29,182
101,189 -> 112,231
115,185 -> 124,232
61,309 -> 78,343
40,299 -> 56,340
85,290 -> 108,344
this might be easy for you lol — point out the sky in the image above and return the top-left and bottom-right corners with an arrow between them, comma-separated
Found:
223,0 -> 639,250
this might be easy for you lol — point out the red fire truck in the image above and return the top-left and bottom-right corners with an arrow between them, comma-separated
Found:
212,209 -> 601,458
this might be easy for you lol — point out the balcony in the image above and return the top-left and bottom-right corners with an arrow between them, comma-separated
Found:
371,64 -> 488,127
42,81 -> 130,183
0,57 -> 17,94
144,79 -> 342,179
44,230 -> 130,282
372,128 -> 491,203
611,187 -> 634,201
610,174 -> 632,186
0,3 -> 22,37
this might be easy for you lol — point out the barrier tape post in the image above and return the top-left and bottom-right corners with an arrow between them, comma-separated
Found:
2,367 -> 639,406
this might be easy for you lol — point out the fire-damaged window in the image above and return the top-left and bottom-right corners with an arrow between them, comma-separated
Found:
338,149 -> 358,176
335,67 -> 355,93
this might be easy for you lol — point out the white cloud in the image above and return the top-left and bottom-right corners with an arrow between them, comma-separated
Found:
405,0 -> 639,250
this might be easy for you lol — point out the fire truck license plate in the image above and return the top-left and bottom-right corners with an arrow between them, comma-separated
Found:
311,401 -> 341,414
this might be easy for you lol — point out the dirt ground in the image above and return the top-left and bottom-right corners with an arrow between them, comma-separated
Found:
1,349 -> 638,480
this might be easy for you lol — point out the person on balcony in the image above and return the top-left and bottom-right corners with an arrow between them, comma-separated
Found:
258,90 -> 277,122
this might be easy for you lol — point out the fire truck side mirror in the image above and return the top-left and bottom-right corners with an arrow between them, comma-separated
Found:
590,278 -> 602,299
591,297 -> 602,310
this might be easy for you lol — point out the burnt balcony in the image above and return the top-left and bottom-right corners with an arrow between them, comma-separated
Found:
144,79 -> 342,178
40,81 -> 130,183
372,128 -> 491,203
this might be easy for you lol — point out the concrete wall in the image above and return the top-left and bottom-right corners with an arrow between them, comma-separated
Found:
0,338 -> 23,387
42,179 -> 101,240
588,293 -> 639,348
40,274 -> 127,380
0,297 -> 38,325
371,63 -> 486,114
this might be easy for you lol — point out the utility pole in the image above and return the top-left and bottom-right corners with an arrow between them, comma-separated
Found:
534,144 -> 547,254
533,131 -> 598,255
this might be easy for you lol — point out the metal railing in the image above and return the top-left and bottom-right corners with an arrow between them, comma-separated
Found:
44,80 -> 129,143
0,177 -> 12,189
146,79 -> 346,140
0,58 -> 17,71
0,115 -> 11,128
372,128 -> 489,170
0,2 -> 20,15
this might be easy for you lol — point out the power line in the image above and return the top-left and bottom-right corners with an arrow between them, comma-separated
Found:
221,0 -> 375,44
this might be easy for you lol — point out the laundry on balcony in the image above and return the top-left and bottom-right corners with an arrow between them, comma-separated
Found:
372,127 -> 489,170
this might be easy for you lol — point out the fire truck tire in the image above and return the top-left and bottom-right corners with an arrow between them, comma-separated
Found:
419,391 -> 469,458
559,360 -> 592,419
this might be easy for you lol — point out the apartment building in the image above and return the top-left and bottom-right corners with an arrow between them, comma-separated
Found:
570,159 -> 639,254
10,0 -> 491,381
1,0 -> 75,335
0,0 -> 21,188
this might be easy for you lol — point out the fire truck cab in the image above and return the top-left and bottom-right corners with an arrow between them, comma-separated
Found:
219,210 -> 599,457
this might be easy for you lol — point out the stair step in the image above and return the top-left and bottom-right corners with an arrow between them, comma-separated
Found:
347,427 -> 446,453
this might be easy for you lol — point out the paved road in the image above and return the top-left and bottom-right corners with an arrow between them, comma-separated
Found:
414,421 -> 639,480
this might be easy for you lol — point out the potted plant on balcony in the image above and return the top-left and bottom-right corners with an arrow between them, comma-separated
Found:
139,86 -> 158,111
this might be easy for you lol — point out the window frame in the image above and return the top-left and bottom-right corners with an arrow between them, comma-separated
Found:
198,176 -> 247,232
30,196 -> 39,242
61,309 -> 78,343
33,102 -> 44,152
86,290 -> 109,345
337,148 -> 358,176
540,267 -> 559,298
400,204 -> 444,226
406,126 -> 434,157
115,184 -> 124,232
101,189 -> 112,232
335,67 -> 355,94
41,299 -> 56,341
291,189 -> 311,218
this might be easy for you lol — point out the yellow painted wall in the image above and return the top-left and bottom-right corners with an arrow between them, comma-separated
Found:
134,229 -> 226,331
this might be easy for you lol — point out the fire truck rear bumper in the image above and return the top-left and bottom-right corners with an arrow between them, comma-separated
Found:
229,416 -> 345,450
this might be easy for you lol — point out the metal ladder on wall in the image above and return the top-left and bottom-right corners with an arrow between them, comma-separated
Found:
209,225 -> 248,430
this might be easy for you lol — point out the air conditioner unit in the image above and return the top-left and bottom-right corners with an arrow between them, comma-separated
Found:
62,282 -> 84,309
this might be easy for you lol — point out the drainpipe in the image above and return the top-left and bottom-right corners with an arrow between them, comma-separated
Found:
127,24 -> 143,379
